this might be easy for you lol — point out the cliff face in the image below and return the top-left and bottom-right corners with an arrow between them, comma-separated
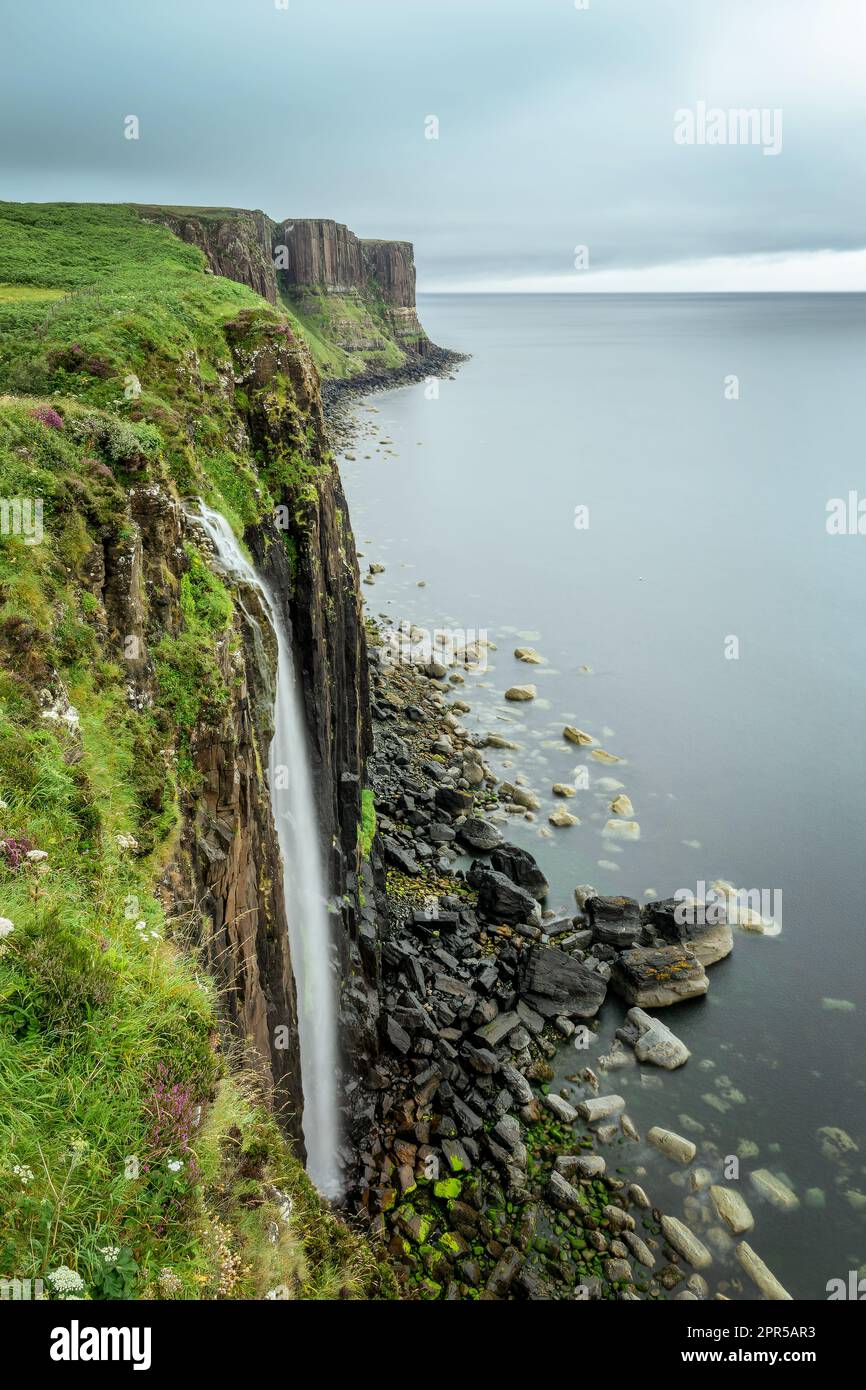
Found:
138,206 -> 279,304
141,206 -> 433,373
93,477 -> 307,1140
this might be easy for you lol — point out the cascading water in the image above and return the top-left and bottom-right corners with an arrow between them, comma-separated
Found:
192,503 -> 342,1198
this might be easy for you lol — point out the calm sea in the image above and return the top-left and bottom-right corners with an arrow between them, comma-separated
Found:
339,293 -> 866,1299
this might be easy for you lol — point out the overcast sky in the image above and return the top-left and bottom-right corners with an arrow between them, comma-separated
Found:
2,0 -> 865,290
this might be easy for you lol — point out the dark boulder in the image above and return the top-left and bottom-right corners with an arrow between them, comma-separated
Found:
489,843 -> 549,901
519,944 -> 607,1018
469,865 -> 540,925
383,836 -> 420,876
585,895 -> 641,948
435,785 -> 475,815
457,817 -> 503,853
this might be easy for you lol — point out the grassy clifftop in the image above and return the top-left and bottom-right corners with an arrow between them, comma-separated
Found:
0,203 -> 394,1300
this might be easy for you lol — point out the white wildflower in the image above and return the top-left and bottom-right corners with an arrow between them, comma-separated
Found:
47,1265 -> 85,1296
26,849 -> 48,862
0,917 -> 14,938
12,1164 -> 35,1184
98,1245 -> 120,1264
166,1158 -> 183,1173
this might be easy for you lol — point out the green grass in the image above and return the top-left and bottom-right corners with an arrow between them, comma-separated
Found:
279,288 -> 408,379
0,203 -> 324,523
0,204 -> 396,1301
358,788 -> 377,860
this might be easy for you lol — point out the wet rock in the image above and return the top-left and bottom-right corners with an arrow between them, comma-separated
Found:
547,1170 -> 583,1213
386,1016 -> 412,1055
625,1006 -> 691,1069
463,1043 -> 499,1075
661,1216 -> 712,1270
486,1246 -> 524,1298
642,897 -> 733,967
501,1063 -> 534,1106
647,1127 -> 696,1163
555,1152 -> 606,1179
485,732 -> 520,750
611,945 -> 709,1007
514,647 -> 545,664
457,817 -> 503,852
435,785 -> 475,816
470,865 -> 540,924
749,1169 -> 800,1211
709,1185 -> 754,1234
563,726 -> 595,746
604,1258 -> 633,1283
505,685 -> 536,701
586,895 -> 642,949
383,836 -> 420,876
544,1093 -> 578,1123
624,1231 -> 656,1268
577,1094 -> 626,1123
735,1241 -> 792,1300
489,843 -> 549,900
549,807 -> 579,827
816,1126 -> 858,1161
519,943 -> 607,1018
610,794 -> 634,817
476,1011 -> 522,1049
500,783 -> 540,811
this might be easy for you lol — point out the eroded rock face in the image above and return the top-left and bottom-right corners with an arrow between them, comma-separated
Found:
139,206 -> 279,303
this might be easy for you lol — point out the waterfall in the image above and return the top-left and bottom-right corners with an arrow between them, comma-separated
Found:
191,503 -> 342,1199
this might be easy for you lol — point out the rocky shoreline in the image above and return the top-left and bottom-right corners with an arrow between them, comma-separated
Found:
321,345 -> 468,445
346,630 -> 794,1302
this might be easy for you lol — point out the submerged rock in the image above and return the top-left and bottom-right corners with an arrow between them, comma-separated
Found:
590,748 -> 622,764
603,818 -> 641,841
549,806 -> 579,827
749,1169 -> 800,1211
647,1127 -> 697,1163
816,1126 -> 858,1161
609,793 -> 634,817
514,647 -> 545,664
660,1216 -> 712,1270
709,1185 -> 754,1234
577,1094 -> 626,1123
736,1242 -> 793,1300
